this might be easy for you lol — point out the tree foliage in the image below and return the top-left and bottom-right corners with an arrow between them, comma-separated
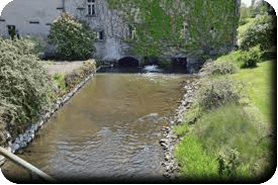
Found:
107,0 -> 239,58
240,14 -> 276,51
48,13 -> 96,61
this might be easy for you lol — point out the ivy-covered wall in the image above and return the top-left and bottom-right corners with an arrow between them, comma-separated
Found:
107,0 -> 241,71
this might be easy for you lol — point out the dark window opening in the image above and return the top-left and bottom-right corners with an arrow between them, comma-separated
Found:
87,0 -> 96,15
97,30 -> 104,41
46,23 -> 52,26
7,25 -> 18,40
29,21 -> 40,24
128,25 -> 134,38
0,19 -> 5,22
99,31 -> 103,40
56,7 -> 64,10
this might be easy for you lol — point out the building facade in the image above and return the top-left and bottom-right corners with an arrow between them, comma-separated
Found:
0,0 -> 241,71
0,0 -> 134,62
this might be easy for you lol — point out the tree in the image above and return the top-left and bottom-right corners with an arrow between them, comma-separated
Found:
48,13 -> 96,61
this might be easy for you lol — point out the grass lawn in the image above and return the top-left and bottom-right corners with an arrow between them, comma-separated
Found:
233,61 -> 274,124
238,18 -> 255,37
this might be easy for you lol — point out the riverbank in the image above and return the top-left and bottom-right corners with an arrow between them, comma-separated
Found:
159,79 -> 200,180
0,60 -> 96,165
172,56 -> 275,182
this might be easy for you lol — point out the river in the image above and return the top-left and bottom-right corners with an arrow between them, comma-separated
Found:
1,68 -> 193,183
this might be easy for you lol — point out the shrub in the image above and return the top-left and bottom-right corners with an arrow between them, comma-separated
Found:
195,77 -> 243,111
63,60 -> 96,91
207,62 -> 239,75
48,13 -> 96,61
0,38 -> 52,136
240,14 -> 276,51
217,149 -> 241,177
241,45 -> 262,68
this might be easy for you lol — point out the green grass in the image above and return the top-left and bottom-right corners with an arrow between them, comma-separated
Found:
233,61 -> 274,123
175,135 -> 218,182
52,72 -> 66,90
238,18 -> 255,37
175,103 -> 272,181
174,55 -> 274,181
214,50 -> 244,66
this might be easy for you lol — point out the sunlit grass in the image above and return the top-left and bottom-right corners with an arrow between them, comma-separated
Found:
175,103 -> 272,181
233,61 -> 274,124
175,135 -> 218,182
174,49 -> 274,181
238,18 -> 255,37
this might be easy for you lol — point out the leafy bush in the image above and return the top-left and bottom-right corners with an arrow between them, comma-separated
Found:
0,38 -> 52,136
207,62 -> 239,75
195,77 -> 243,111
217,149 -> 241,177
240,14 -> 276,51
48,13 -> 96,61
62,60 -> 96,91
241,45 -> 262,68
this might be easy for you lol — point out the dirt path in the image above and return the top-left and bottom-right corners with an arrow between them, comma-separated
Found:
45,61 -> 84,74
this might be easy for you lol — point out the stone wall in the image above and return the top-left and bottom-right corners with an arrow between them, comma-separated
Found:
64,0 -> 131,61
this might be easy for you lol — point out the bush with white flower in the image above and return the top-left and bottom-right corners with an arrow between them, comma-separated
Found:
240,14 -> 276,51
48,13 -> 96,61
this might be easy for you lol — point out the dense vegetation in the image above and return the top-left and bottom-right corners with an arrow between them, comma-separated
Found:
240,13 -> 276,51
174,2 -> 276,182
0,38 -> 52,138
107,0 -> 239,59
48,13 -> 96,61
0,35 -> 96,144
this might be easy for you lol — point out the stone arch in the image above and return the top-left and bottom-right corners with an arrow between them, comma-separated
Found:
118,57 -> 140,67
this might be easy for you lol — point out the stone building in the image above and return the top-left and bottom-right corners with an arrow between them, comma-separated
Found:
0,0 -> 241,72
0,0 -> 136,62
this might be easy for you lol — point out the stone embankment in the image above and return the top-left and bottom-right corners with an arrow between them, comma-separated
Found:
0,65 -> 97,165
160,79 -> 200,181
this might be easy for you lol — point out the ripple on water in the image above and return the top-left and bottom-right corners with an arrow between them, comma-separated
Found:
2,73 -> 193,183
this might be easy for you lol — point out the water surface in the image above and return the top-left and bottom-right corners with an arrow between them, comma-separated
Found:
2,72 -> 193,183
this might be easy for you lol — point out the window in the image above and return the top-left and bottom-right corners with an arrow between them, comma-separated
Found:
87,0 -> 95,16
97,30 -> 104,41
7,25 -> 17,39
29,21 -> 40,24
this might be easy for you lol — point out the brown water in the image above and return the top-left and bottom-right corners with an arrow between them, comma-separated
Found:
1,72 -> 193,183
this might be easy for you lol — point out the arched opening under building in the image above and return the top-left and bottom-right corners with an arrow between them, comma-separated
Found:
118,57 -> 139,67
171,58 -> 187,67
